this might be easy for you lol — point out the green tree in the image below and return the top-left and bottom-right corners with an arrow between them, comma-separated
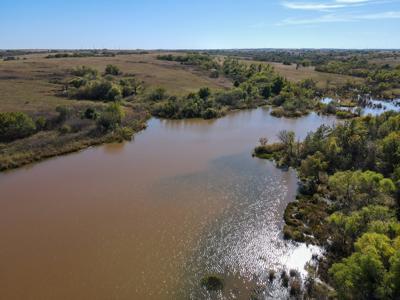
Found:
329,233 -> 394,299
0,112 -> 36,142
97,102 -> 125,131
379,132 -> 400,175
328,170 -> 395,210
198,87 -> 211,99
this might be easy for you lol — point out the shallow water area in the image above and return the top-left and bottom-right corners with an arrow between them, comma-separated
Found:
321,97 -> 400,116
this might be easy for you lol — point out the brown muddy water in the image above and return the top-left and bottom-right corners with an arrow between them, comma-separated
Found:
0,108 -> 336,300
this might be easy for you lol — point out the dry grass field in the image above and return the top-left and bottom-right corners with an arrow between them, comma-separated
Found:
0,52 -> 232,114
240,59 -> 363,89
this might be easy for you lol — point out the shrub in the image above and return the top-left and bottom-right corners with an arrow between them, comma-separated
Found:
69,77 -> 87,88
198,87 -> 211,99
148,88 -> 167,101
105,64 -> 121,76
56,106 -> 71,123
59,124 -> 71,134
71,66 -> 98,77
271,107 -> 285,118
202,108 -> 219,119
73,80 -> 122,101
0,112 -> 36,142
96,103 -> 125,131
84,107 -> 97,120
35,116 -> 47,130
116,126 -> 134,141
214,89 -> 244,107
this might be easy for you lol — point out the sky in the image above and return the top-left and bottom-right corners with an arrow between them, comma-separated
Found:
1,0 -> 400,49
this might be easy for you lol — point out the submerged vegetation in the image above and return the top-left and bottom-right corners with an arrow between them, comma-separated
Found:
255,111 -> 400,299
200,275 -> 224,291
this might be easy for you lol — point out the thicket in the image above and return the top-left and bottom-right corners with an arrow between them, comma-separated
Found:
66,65 -> 140,101
254,112 -> 400,298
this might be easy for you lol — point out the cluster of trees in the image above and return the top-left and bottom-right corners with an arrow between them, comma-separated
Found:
150,58 -> 321,120
316,57 -> 400,98
255,111 -> 400,298
0,112 -> 36,142
66,65 -> 141,101
222,58 -> 318,117
0,101 -> 131,145
157,53 -> 219,74
315,57 -> 373,77
151,87 -> 232,119
46,51 -> 115,59
206,49 -> 400,67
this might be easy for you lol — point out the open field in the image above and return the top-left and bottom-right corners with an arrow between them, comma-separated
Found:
0,52 -> 232,114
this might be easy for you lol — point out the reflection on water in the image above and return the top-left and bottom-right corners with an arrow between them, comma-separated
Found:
0,108 -> 336,300
321,97 -> 400,116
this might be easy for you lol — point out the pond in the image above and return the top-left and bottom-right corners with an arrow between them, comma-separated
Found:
0,108 -> 337,299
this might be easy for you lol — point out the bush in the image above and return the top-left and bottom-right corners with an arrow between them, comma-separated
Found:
214,89 -> 244,107
271,107 -> 285,118
59,124 -> 71,134
148,88 -> 167,101
105,64 -> 121,76
0,112 -> 36,142
198,87 -> 211,99
202,108 -> 219,119
84,107 -> 97,120
56,106 -> 71,123
96,103 -> 125,131
116,126 -> 134,141
73,80 -> 122,101
71,66 -> 98,77
35,116 -> 47,130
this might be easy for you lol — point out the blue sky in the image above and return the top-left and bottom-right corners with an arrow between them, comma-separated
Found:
1,0 -> 399,49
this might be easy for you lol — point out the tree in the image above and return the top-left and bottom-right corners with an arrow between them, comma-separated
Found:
277,130 -> 296,164
328,170 -> 395,210
0,112 -> 36,142
299,151 -> 328,181
329,233 -> 394,299
379,132 -> 400,175
96,103 -> 125,131
198,87 -> 211,99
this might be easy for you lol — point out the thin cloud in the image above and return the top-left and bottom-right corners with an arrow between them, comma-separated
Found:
282,2 -> 347,10
336,0 -> 371,3
278,10 -> 400,25
281,0 -> 376,11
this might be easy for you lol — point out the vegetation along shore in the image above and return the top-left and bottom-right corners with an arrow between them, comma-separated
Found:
2,49 -> 399,172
